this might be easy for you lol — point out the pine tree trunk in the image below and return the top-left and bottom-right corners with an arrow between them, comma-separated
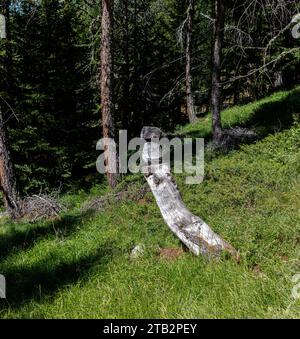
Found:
186,0 -> 197,123
100,0 -> 118,188
0,0 -> 21,219
0,108 -> 21,219
211,0 -> 225,145
122,0 -> 130,132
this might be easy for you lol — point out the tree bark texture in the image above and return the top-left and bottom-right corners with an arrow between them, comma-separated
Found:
211,0 -> 225,144
186,0 -> 197,123
141,126 -> 238,260
101,0 -> 118,188
0,108 -> 21,219
0,0 -> 21,219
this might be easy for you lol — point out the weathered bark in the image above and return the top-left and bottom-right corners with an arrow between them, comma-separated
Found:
0,108 -> 21,219
211,0 -> 225,145
0,0 -> 21,219
185,0 -> 197,123
1,1 -> 11,71
141,126 -> 238,260
0,14 -> 6,39
1,0 -> 9,39
122,0 -> 130,132
100,0 -> 119,188
1,0 -> 12,84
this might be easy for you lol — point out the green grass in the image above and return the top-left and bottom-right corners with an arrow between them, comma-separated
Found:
178,86 -> 300,139
0,88 -> 300,318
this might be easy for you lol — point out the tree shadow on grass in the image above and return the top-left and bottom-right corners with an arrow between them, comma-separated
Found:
0,209 -> 96,261
0,239 -> 119,312
245,87 -> 300,137
183,87 -> 300,141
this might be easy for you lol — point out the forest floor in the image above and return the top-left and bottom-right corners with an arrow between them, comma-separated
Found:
0,87 -> 300,319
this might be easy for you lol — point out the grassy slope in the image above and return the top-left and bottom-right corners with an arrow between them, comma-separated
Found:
178,86 -> 300,139
0,88 -> 300,319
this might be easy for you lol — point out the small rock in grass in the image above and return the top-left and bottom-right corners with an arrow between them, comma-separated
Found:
130,244 -> 145,259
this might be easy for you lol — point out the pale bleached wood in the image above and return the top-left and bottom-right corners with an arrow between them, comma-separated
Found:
0,15 -> 6,39
141,127 -> 238,260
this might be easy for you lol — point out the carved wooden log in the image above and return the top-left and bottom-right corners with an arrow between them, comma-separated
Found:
141,126 -> 239,260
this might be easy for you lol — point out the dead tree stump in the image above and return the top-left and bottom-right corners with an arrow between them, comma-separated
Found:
141,126 -> 238,260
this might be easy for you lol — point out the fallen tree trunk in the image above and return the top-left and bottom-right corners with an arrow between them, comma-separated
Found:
141,126 -> 239,260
